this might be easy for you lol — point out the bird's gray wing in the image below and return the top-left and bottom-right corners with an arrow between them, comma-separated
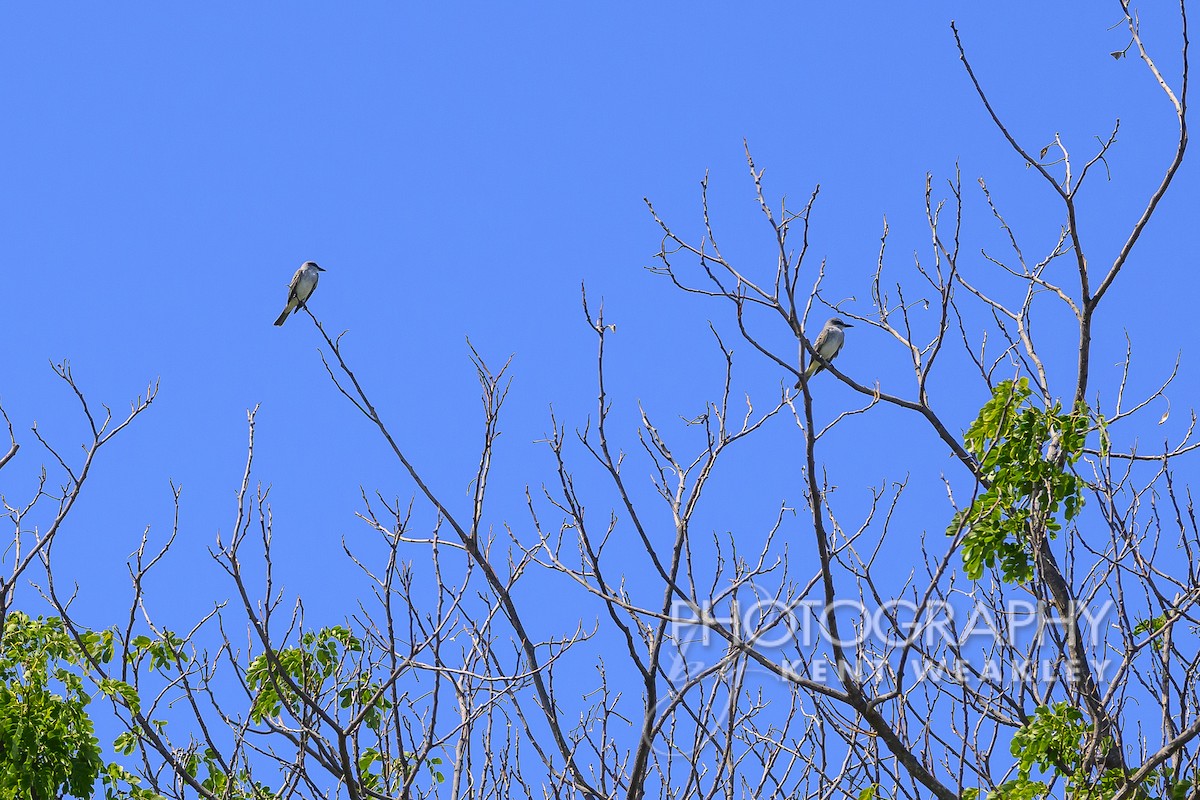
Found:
810,325 -> 833,356
797,325 -> 832,383
285,266 -> 305,304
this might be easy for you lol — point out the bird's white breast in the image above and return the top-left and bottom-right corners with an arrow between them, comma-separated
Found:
295,268 -> 319,302
820,327 -> 844,357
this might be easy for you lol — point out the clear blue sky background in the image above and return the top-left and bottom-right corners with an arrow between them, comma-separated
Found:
1,0 -> 1195,745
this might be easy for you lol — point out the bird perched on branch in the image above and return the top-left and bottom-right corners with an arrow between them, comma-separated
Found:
795,317 -> 853,387
273,261 -> 326,326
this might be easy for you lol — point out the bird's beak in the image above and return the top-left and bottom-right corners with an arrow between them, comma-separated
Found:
315,265 -> 326,272
843,322 -> 854,327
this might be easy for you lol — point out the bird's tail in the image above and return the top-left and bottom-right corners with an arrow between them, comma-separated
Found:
794,359 -> 825,387
273,308 -> 291,326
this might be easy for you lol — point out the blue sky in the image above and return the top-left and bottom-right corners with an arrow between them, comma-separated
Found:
1,1 -> 1196,773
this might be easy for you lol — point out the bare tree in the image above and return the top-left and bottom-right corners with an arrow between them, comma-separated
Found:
4,1 -> 1197,799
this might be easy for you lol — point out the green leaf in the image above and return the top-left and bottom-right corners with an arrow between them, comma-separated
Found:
113,731 -> 138,756
954,384 -> 1091,584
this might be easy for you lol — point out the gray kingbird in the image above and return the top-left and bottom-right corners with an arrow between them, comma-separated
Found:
273,261 -> 325,326
795,317 -> 853,386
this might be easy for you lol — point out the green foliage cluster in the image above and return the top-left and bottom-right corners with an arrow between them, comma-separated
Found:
246,625 -> 443,792
357,747 -> 445,794
0,612 -> 158,800
1133,614 -> 1169,652
113,630 -> 274,798
978,702 -> 1193,800
178,747 -> 271,800
0,612 -> 102,799
246,625 -> 365,723
2,616 -> 444,799
951,379 -> 1089,582
1001,702 -> 1096,798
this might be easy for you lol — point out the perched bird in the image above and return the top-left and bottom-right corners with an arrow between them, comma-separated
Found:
273,261 -> 326,326
795,317 -> 853,387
